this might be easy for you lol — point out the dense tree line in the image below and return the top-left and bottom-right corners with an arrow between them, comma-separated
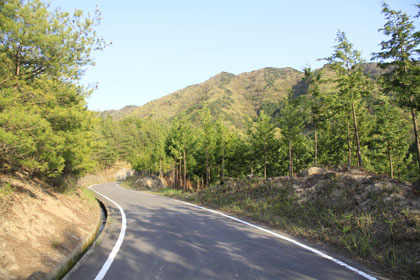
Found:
2,1 -> 419,191
97,2 -> 420,189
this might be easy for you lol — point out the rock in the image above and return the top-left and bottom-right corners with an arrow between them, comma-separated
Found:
299,167 -> 325,177
133,175 -> 165,189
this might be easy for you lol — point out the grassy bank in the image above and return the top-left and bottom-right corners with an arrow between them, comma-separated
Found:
123,170 -> 420,280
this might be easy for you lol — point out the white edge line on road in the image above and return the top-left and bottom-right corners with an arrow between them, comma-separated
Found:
115,184 -> 377,280
89,184 -> 127,280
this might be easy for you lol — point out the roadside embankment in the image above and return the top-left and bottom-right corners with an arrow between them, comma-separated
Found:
124,168 -> 420,280
0,174 -> 100,280
78,162 -> 134,187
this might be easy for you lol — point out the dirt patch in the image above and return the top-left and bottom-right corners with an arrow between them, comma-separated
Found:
124,175 -> 165,190
0,174 -> 100,280
77,161 -> 134,186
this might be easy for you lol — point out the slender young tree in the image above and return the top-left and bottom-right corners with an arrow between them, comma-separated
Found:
277,93 -> 306,178
371,98 -> 410,178
303,67 -> 324,166
249,111 -> 276,178
165,114 -> 194,192
215,119 -> 230,184
165,120 -> 182,188
198,105 -> 216,187
372,3 -> 420,179
325,31 -> 371,168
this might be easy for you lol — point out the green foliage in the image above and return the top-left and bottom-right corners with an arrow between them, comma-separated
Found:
248,111 -> 278,178
325,31 -> 372,168
276,93 -> 309,176
368,98 -> 411,178
0,0 -> 106,183
197,104 -> 217,185
80,187 -> 97,206
101,117 -> 170,174
0,183 -> 15,197
373,2 -> 420,179
89,1 -> 419,187
95,116 -> 119,169
302,67 -> 327,166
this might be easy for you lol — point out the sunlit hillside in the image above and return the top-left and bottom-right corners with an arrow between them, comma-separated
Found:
102,63 -> 386,130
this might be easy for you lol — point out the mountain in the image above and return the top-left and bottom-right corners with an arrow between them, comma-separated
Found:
100,105 -> 139,119
103,67 -> 305,128
101,63 -> 385,129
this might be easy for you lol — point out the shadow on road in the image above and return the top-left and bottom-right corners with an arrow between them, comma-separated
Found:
105,197 -> 368,280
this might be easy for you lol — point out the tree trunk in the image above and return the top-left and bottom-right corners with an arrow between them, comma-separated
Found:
205,147 -> 209,187
314,120 -> 318,166
220,142 -> 225,185
289,140 -> 293,178
352,102 -> 362,168
178,158 -> 182,189
264,142 -> 267,179
173,156 -> 177,188
411,107 -> 420,178
183,149 -> 187,192
14,46 -> 22,91
387,143 -> 394,179
159,158 -> 163,178
15,46 -> 22,77
347,121 -> 352,167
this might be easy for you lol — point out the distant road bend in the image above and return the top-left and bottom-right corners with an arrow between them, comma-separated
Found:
64,182 -> 381,280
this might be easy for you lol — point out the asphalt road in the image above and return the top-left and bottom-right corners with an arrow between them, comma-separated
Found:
64,182 -> 382,280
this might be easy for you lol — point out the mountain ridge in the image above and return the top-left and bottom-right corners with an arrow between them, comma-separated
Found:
100,64 -> 383,129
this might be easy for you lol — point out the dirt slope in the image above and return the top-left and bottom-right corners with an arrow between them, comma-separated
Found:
0,174 -> 100,280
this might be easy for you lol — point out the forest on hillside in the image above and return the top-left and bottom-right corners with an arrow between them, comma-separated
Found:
1,0 -> 420,191
96,3 -> 420,190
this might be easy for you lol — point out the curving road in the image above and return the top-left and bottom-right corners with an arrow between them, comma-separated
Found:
64,182 -> 383,280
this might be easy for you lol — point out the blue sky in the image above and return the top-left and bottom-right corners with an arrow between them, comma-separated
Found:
51,0 -> 419,111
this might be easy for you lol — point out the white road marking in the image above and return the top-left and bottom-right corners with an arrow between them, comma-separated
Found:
115,184 -> 377,280
90,184 -> 127,280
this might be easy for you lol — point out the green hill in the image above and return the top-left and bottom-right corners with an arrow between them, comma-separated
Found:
102,63 -> 385,129
104,67 -> 304,128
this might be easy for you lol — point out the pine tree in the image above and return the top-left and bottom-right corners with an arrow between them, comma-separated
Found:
370,98 -> 410,178
0,0 -> 106,180
372,3 -> 420,180
198,105 -> 216,186
165,114 -> 194,191
325,31 -> 371,168
277,93 -> 306,178
95,116 -> 118,169
215,119 -> 230,184
303,67 -> 324,166
248,111 -> 276,178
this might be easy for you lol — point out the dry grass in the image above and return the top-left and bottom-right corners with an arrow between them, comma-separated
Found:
146,170 -> 420,280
